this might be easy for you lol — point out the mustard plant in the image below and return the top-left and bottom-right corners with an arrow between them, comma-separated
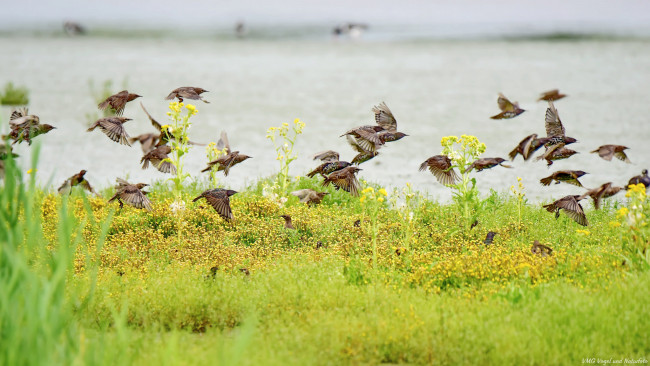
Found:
265,118 -> 305,194
440,135 -> 486,230
510,177 -> 526,229
164,101 -> 197,205
616,183 -> 650,269
360,186 -> 388,273
204,141 -> 228,186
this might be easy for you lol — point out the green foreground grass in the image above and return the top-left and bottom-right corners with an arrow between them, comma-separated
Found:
1,154 -> 649,365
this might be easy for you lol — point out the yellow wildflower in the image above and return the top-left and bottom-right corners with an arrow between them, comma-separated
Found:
609,221 -> 621,228
378,197 -> 384,202
27,169 -> 36,174
360,196 -> 366,203
378,188 -> 388,196
617,207 -> 629,218
576,229 -> 590,236
185,104 -> 197,115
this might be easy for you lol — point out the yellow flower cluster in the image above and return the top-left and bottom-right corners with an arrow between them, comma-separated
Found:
360,186 -> 388,204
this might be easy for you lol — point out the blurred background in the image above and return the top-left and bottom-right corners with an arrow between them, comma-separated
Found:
1,0 -> 649,201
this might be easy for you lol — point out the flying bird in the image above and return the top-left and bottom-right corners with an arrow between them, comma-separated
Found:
193,188 -> 237,221
464,158 -> 512,173
291,189 -> 329,205
537,89 -> 567,102
419,155 -> 459,185
490,93 -> 525,119
537,101 -> 578,166
141,145 -> 176,174
508,134 -> 552,161
201,132 -> 251,176
543,195 -> 588,226
4,108 -> 56,145
347,135 -> 380,165
166,87 -> 209,103
322,166 -> 362,196
57,169 -> 97,195
108,178 -> 152,210
540,170 -> 588,187
98,90 -> 141,116
87,117 -> 132,146
129,133 -> 160,153
140,103 -> 204,147
591,145 -> 631,163
578,182 -> 623,210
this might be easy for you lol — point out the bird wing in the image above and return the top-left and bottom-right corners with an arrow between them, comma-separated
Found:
312,150 -> 339,162
614,148 -> 631,163
216,131 -> 231,154
556,197 -> 588,226
120,185 -> 152,210
372,102 -> 397,131
204,194 -> 233,220
140,102 -> 163,132
497,93 -> 515,112
79,179 -> 98,195
98,118 -> 131,146
545,101 -> 565,137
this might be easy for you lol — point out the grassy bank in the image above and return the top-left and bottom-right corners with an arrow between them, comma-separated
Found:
2,153 -> 649,365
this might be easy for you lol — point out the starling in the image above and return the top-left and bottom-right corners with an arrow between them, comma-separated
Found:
543,101 -> 578,149
543,195 -> 588,226
280,215 -> 295,229
627,169 -> 650,188
419,155 -> 460,185
141,145 -> 176,174
193,188 -> 237,221
108,178 -> 152,210
484,231 -> 497,245
340,125 -> 384,152
372,101 -> 398,131
312,150 -> 340,163
535,145 -> 579,167
531,240 -> 553,257
201,151 -> 251,175
290,189 -> 329,205
87,117 -> 132,146
490,93 -> 525,119
239,268 -> 250,276
540,170 -> 588,187
591,145 -> 631,163
166,87 -> 210,104
129,133 -> 160,153
508,134 -> 552,161
322,166 -> 362,196
346,135 -> 380,165
307,160 -> 352,178
464,158 -> 512,173
98,90 -> 141,116
578,182 -> 623,210
57,169 -> 98,195
537,89 -> 567,102
377,130 -> 408,143
5,108 -> 56,145
140,103 -> 204,147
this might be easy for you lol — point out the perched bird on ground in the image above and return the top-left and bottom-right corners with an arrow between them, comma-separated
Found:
57,169 -> 98,195
591,145 -> 631,163
129,133 -> 160,153
239,268 -> 250,276
490,93 -> 525,119
464,158 -> 512,173
4,108 -> 56,145
540,170 -> 588,187
347,135 -> 380,165
543,195 -> 588,226
166,87 -> 209,103
87,117 -> 132,146
108,178 -> 152,210
484,231 -> 497,245
419,155 -> 459,185
193,188 -> 237,221
627,169 -> 650,188
531,241 -> 553,257
141,145 -> 176,174
508,134 -> 552,161
140,103 -> 204,147
280,215 -> 295,229
291,189 -> 328,205
578,182 -> 623,210
322,166 -> 362,196
537,89 -> 567,102
98,90 -> 141,116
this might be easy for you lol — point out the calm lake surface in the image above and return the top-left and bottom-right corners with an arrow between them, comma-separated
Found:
1,35 -> 649,202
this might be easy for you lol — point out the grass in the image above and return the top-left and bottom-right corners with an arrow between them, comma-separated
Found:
0,82 -> 29,105
2,148 -> 649,365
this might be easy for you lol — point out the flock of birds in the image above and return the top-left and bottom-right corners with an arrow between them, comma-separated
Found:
2,87 -> 650,242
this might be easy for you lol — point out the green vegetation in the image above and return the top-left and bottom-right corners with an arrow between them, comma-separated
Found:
0,82 -> 30,105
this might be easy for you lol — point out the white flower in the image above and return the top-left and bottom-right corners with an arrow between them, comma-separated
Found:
170,200 -> 186,213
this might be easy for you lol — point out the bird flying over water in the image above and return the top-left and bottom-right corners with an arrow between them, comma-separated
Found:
591,145 -> 631,163
537,89 -> 567,102
490,93 -> 525,119
508,134 -> 551,161
4,108 -> 56,145
540,170 -> 587,187
87,117 -> 132,146
98,90 -> 141,116
464,158 -> 512,173
322,166 -> 362,196
141,145 -> 176,174
578,182 -> 623,210
419,155 -> 459,185
166,87 -> 209,103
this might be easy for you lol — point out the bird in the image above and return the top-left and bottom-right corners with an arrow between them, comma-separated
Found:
129,133 -> 160,153
140,103 -> 204,147
193,188 -> 237,221
508,134 -> 552,161
322,166 -> 362,196
57,169 -> 97,195
464,158 -> 512,173
419,155 -> 460,185
87,117 -> 132,146
307,160 -> 352,178
291,189 -> 329,205
530,241 -> 553,257
536,146 -> 578,167
239,268 -> 250,276
538,101 -> 578,166
97,90 -> 141,116
201,131 -> 251,175
4,108 -> 56,145
537,89 -> 567,102
490,93 -> 525,119
347,135 -> 380,165
591,145 -> 631,163
372,102 -> 408,143
312,150 -> 340,163
540,170 -> 588,187
627,169 -> 650,188
108,178 -> 152,210
484,231 -> 497,245
543,195 -> 588,226
340,125 -> 384,153
166,87 -> 209,103
280,215 -> 295,229
578,182 -> 623,210
140,145 -> 176,174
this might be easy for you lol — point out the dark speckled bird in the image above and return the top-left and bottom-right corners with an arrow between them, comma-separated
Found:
346,135 -> 380,165
340,125 -> 384,152
87,117 -> 132,146
193,188 -> 237,221
591,145 -> 631,163
166,87 -> 209,103
536,145 -> 578,167
490,93 -> 525,119
141,145 -> 176,174
201,131 -> 251,175
540,170 -> 587,187
508,134 -> 552,161
627,169 -> 650,188
280,215 -> 295,229
541,101 -> 578,154
308,160 -> 352,178
484,231 -> 497,245
322,166 -> 362,196
98,90 -> 141,116
537,89 -> 567,102
531,240 -> 553,257
543,195 -> 588,226
57,169 -> 97,195
419,155 -> 459,185
291,189 -> 328,205
464,158 -> 512,173
5,108 -> 56,145
108,178 -> 152,210
578,182 -> 623,210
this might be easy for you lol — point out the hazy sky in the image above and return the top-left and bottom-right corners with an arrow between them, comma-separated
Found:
2,0 -> 650,33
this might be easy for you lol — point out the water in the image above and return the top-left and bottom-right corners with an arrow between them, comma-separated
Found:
1,35 -> 649,202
